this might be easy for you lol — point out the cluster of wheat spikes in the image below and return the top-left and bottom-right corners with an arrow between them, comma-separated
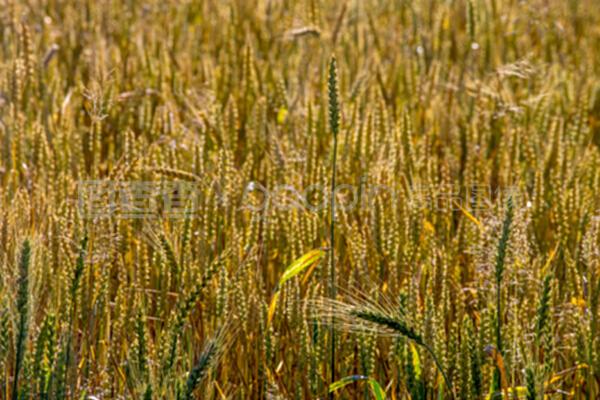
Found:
1,0 -> 600,398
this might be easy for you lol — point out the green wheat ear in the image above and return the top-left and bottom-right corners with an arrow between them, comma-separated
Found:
13,239 -> 31,400
184,339 -> 218,400
183,324 -> 233,400
328,56 -> 340,137
535,272 -> 552,343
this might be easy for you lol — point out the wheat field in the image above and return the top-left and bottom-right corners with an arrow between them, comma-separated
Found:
1,0 -> 600,399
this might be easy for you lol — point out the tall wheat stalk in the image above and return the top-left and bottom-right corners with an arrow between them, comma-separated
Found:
327,55 -> 340,395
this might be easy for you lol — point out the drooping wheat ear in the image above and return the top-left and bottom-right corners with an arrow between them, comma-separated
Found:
494,196 -> 513,390
349,309 -> 423,344
349,309 -> 453,396
12,239 -> 31,400
327,54 -> 340,394
311,293 -> 454,397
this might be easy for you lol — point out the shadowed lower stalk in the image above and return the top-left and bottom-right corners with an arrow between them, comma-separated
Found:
494,197 -> 513,391
162,248 -> 231,387
12,239 -> 31,400
328,55 -> 340,398
57,236 -> 88,398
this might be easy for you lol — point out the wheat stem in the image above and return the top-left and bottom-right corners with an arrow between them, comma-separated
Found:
12,239 -> 31,400
327,55 -> 341,396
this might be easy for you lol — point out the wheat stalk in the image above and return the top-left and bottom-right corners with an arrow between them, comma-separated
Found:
327,54 -> 340,394
12,239 -> 31,400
